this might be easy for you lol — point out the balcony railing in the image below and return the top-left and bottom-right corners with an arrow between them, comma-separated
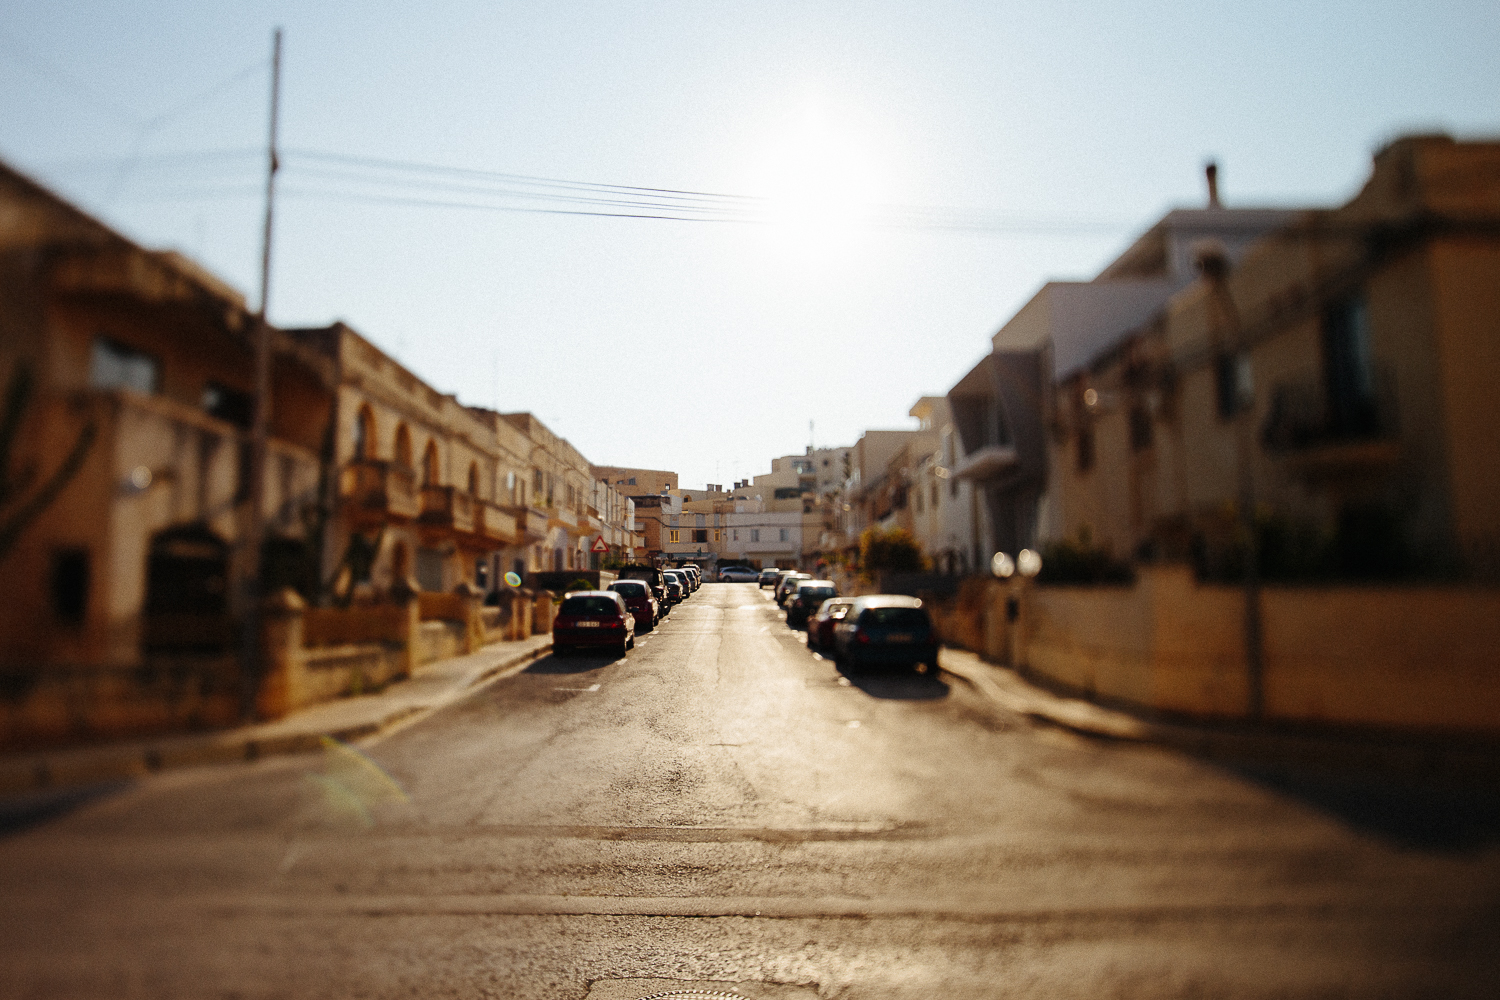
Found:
419,485 -> 476,535
342,459 -> 418,522
1262,369 -> 1401,474
473,500 -> 517,545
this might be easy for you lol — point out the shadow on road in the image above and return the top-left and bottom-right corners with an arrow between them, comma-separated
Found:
524,654 -> 616,675
0,780 -> 132,839
1228,763 -> 1500,853
835,662 -> 950,701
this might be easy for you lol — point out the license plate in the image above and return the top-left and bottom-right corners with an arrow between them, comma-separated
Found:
576,621 -> 601,628
885,633 -> 913,643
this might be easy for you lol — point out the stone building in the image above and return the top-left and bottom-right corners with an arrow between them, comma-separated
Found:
0,161 -> 332,740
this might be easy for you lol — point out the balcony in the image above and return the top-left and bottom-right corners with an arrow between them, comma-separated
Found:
418,485 -> 476,537
1262,371 -> 1401,479
472,500 -> 517,546
341,459 -> 418,524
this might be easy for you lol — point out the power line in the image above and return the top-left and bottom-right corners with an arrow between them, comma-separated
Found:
27,141 -> 1140,235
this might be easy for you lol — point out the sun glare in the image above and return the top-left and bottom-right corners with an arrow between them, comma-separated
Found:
751,101 -> 885,264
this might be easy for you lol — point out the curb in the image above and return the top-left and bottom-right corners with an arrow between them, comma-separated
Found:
0,640 -> 551,797
937,649 -> 1500,787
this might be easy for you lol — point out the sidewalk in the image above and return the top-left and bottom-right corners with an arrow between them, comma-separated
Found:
0,634 -> 553,796
937,646 -> 1500,787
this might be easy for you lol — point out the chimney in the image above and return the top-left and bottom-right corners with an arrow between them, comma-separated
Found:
1205,161 -> 1221,209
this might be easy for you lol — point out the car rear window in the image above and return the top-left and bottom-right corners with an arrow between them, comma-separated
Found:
610,582 -> 646,598
860,607 -> 930,629
801,587 -> 836,602
560,596 -> 620,615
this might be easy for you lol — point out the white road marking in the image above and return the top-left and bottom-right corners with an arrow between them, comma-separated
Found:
846,720 -> 862,728
556,683 -> 602,692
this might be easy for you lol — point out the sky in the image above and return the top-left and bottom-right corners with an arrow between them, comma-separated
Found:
3,2 -> 1497,491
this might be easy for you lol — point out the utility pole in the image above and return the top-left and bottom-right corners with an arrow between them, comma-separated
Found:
241,28 -> 283,720
1202,247 -> 1264,719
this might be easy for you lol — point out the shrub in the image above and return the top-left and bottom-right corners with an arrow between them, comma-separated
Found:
859,527 -> 926,575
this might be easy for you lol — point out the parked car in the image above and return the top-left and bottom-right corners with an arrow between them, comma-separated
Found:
831,595 -> 938,673
806,598 -> 854,652
662,571 -> 686,604
718,565 -> 760,583
617,564 -> 667,605
678,565 -> 699,591
786,580 -> 838,629
775,572 -> 812,608
758,568 -> 782,589
553,591 -> 635,657
607,579 -> 659,631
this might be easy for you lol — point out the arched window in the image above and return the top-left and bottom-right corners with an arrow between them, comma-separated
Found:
394,424 -> 412,468
467,462 -> 479,495
354,405 -> 376,460
422,441 -> 440,486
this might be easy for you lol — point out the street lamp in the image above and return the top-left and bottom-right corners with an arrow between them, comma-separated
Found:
991,552 -> 1015,578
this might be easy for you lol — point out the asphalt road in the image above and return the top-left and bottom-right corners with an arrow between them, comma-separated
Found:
2,583 -> 1498,999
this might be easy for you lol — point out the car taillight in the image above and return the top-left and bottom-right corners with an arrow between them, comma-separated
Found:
604,616 -> 625,629
854,629 -> 871,644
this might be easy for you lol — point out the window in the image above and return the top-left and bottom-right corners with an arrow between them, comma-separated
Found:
669,529 -> 680,543
1215,351 -> 1253,420
779,528 -> 789,542
693,529 -> 708,543
51,548 -> 89,625
714,529 -> 721,542
751,529 -> 760,543
1129,404 -> 1154,452
353,405 -> 376,460
1076,426 -> 1095,473
732,529 -> 738,541
1322,295 -> 1378,436
628,477 -> 636,485
394,424 -> 412,467
201,382 -> 252,428
89,336 -> 159,394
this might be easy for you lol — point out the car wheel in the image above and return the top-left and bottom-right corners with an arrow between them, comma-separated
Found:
627,634 -> 635,650
618,637 -> 630,658
554,644 -> 568,658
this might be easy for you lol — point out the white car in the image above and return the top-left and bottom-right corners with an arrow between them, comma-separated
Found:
718,565 -> 760,583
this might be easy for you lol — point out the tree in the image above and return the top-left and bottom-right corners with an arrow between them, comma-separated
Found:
859,526 -> 926,575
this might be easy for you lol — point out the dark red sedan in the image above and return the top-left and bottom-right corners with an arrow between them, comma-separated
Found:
805,598 -> 853,653
552,591 -> 635,657
608,579 -> 659,632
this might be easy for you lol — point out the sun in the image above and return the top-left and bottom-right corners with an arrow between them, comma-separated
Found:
750,101 -> 885,263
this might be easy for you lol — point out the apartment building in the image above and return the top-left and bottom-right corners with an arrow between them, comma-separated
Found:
949,171 -> 1299,563
1048,135 -> 1500,579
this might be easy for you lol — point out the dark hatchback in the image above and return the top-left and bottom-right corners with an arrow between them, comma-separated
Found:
552,591 -> 635,657
831,596 -> 938,672
786,581 -> 838,629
